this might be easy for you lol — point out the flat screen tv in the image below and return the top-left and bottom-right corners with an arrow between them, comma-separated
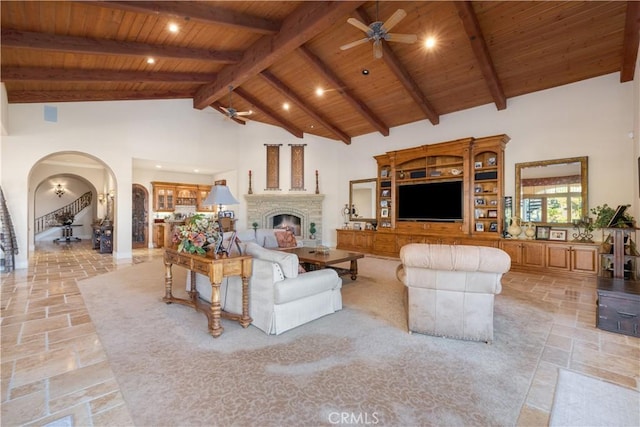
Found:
397,181 -> 463,222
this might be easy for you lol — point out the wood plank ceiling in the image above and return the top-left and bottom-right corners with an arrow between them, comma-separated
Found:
1,1 -> 638,144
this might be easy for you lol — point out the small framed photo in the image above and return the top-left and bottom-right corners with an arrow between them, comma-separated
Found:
536,226 -> 551,240
380,200 -> 388,208
487,157 -> 497,166
353,223 -> 362,230
549,229 -> 567,241
381,189 -> 390,197
474,161 -> 483,169
488,209 -> 498,218
380,208 -> 389,218
474,186 -> 482,193
489,222 -> 498,232
475,198 -> 485,206
476,223 -> 485,232
380,169 -> 388,178
489,199 -> 498,206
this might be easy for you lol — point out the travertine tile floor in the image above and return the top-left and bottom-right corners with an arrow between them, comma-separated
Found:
1,241 -> 639,426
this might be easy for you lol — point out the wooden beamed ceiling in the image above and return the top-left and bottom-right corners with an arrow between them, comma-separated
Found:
1,1 -> 637,144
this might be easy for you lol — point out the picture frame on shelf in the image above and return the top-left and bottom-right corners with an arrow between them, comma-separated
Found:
380,169 -> 388,178
353,223 -> 362,231
380,200 -> 388,208
476,223 -> 485,232
549,229 -> 567,241
487,157 -> 497,166
380,208 -> 389,218
475,198 -> 485,206
489,222 -> 498,232
381,189 -> 390,197
474,161 -> 483,169
536,226 -> 551,240
474,186 -> 482,193
488,209 -> 498,218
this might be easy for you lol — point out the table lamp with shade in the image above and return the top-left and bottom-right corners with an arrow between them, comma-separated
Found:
202,183 -> 239,217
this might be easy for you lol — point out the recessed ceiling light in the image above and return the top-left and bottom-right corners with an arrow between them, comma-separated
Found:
283,102 -> 290,111
315,88 -> 325,96
147,57 -> 155,64
168,23 -> 179,33
155,164 -> 162,169
193,169 -> 199,173
425,37 -> 436,49
362,69 -> 369,75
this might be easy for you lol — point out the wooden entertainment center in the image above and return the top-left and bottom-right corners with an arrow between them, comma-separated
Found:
336,134 -> 600,277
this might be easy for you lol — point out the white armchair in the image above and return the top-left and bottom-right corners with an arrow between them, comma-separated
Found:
396,243 -> 511,342
189,242 -> 342,335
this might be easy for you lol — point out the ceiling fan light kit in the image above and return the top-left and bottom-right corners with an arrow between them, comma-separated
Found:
221,86 -> 252,122
340,8 -> 417,59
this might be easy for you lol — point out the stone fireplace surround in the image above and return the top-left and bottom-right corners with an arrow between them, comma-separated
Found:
245,194 -> 324,241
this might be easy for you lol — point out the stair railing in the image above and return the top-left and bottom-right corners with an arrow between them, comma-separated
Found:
0,186 -> 18,273
34,191 -> 93,235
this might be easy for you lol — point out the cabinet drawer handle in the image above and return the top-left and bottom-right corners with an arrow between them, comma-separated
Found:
616,311 -> 637,318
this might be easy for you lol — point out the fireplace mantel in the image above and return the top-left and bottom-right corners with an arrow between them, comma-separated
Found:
244,194 -> 324,240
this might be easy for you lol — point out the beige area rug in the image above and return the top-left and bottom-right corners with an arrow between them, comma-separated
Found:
550,369 -> 640,427
77,256 -> 553,427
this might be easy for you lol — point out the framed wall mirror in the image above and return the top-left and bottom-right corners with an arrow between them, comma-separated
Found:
515,156 -> 588,226
349,178 -> 377,222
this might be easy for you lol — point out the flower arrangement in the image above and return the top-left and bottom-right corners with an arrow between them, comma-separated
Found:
55,211 -> 75,225
172,214 -> 221,255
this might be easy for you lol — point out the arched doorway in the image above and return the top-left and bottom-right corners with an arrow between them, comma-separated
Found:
132,184 -> 148,249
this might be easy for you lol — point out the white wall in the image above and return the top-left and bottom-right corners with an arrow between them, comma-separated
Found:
1,73 -> 636,268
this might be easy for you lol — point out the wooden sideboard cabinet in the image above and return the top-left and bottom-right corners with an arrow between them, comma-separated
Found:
500,239 -> 598,276
336,229 -> 374,252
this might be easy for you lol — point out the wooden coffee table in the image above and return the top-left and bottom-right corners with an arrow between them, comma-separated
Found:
282,247 -> 364,280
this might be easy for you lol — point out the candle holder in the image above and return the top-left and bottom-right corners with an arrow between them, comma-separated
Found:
248,170 -> 253,194
315,170 -> 319,194
572,217 -> 594,243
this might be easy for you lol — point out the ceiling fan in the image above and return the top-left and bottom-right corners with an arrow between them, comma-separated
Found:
220,86 -> 252,121
340,6 -> 417,59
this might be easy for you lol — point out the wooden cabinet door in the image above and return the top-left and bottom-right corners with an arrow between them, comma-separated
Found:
546,244 -> 571,271
501,240 -> 523,266
336,230 -> 355,250
571,245 -> 598,274
522,242 -> 545,268
353,232 -> 373,251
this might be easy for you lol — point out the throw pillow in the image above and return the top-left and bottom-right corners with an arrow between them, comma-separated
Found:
272,263 -> 285,282
275,230 -> 297,248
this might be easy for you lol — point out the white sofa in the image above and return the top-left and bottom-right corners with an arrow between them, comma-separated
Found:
188,242 -> 342,335
396,243 -> 511,342
231,228 -> 303,250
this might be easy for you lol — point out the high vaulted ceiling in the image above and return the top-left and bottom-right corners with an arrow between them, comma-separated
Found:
2,1 -> 639,144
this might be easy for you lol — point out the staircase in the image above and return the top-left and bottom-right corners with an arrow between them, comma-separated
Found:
0,186 -> 18,273
34,191 -> 93,235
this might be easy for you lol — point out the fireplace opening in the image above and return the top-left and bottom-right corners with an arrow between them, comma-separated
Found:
272,214 -> 301,236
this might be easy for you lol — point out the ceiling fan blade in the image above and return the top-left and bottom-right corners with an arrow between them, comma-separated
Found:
347,17 -> 371,34
220,106 -> 230,114
236,111 -> 252,116
235,116 -> 249,122
382,9 -> 407,32
340,38 -> 370,51
387,33 -> 418,44
373,40 -> 383,59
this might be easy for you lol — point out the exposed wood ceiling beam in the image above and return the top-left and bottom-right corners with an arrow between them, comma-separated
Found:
88,1 -> 280,35
296,45 -> 389,137
234,87 -> 304,138
211,102 -> 246,125
0,29 -> 242,64
260,71 -> 350,144
353,7 -> 440,125
454,1 -> 507,110
8,90 -> 194,103
1,67 -> 216,83
620,1 -> 640,83
193,1 -> 366,110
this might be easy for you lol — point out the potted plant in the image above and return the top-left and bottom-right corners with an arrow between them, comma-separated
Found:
309,222 -> 316,239
591,204 -> 635,229
252,222 -> 259,237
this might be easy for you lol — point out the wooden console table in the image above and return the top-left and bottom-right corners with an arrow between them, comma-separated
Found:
163,248 -> 252,338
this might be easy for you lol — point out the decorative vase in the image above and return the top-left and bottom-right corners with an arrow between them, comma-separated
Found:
524,222 -> 536,239
507,217 -> 522,238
